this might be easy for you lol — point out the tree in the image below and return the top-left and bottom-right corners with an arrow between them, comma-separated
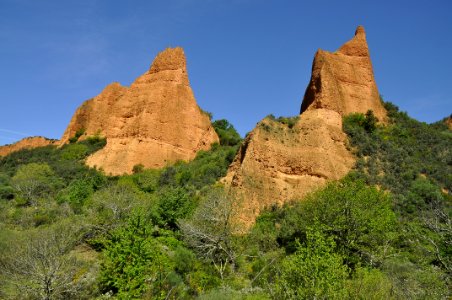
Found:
99,212 -> 172,299
151,186 -> 196,230
178,188 -> 241,279
277,178 -> 397,267
274,228 -> 349,299
88,183 -> 143,230
0,224 -> 93,299
212,119 -> 242,146
364,110 -> 378,132
11,163 -> 60,206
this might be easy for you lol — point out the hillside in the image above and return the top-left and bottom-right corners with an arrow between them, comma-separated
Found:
0,105 -> 450,299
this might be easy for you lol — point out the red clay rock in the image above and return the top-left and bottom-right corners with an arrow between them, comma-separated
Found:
445,116 -> 452,130
301,26 -> 387,122
60,47 -> 219,175
225,26 -> 386,229
224,110 -> 355,227
0,136 -> 58,157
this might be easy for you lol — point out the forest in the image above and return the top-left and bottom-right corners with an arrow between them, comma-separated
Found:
0,102 -> 450,299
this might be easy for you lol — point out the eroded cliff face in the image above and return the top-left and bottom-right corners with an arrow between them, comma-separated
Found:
224,110 -> 355,227
0,137 -> 58,157
445,116 -> 452,130
61,47 -> 219,175
300,26 -> 387,122
225,26 -> 385,228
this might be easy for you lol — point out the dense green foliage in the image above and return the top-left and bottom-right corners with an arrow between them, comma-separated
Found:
0,110 -> 450,299
341,103 -> 451,297
274,230 -> 349,299
212,119 -> 242,146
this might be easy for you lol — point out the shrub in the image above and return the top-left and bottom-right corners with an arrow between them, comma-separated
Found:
213,119 -> 242,146
99,211 -> 174,299
11,163 -> 61,205
274,229 -> 349,299
69,128 -> 86,143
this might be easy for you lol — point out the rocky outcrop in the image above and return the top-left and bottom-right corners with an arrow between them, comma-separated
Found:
224,110 -> 354,227
225,26 -> 385,228
61,47 -> 219,175
0,137 -> 58,157
300,26 -> 387,122
445,115 -> 452,130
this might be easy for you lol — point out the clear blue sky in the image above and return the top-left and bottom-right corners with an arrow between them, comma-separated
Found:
1,0 -> 451,145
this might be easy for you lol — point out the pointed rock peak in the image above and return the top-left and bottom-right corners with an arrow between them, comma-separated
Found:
61,45 -> 218,175
300,26 -> 387,121
337,25 -> 369,57
149,47 -> 187,74
355,25 -> 366,36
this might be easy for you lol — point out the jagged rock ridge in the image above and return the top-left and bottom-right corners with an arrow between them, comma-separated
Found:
225,26 -> 385,228
61,47 -> 219,175
0,137 -> 58,157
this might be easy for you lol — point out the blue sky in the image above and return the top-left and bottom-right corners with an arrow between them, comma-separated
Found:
0,0 -> 451,145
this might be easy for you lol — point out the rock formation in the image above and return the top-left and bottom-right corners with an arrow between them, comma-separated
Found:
60,47 -> 219,175
0,137 -> 58,157
224,26 -> 385,228
445,115 -> 452,130
300,26 -> 387,122
224,111 -> 355,227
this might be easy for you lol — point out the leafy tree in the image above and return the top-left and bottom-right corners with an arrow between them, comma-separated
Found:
158,143 -> 238,190
151,186 -> 196,230
99,212 -> 172,299
276,178 -> 397,267
213,119 -> 242,146
11,162 -> 61,205
274,228 -> 349,299
57,179 -> 94,212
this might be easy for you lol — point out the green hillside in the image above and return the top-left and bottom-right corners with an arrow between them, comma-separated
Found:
0,107 -> 450,299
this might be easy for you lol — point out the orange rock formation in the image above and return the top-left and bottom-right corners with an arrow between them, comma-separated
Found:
301,26 -> 387,122
445,116 -> 452,130
60,47 -> 219,175
224,110 -> 355,227
0,137 -> 58,157
225,26 -> 385,228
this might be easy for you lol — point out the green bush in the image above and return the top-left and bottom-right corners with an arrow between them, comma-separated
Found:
257,178 -> 396,267
11,163 -> 62,205
274,229 -> 349,299
150,186 -> 196,230
60,143 -> 89,160
213,119 -> 242,146
69,128 -> 86,143
99,211 -> 175,299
